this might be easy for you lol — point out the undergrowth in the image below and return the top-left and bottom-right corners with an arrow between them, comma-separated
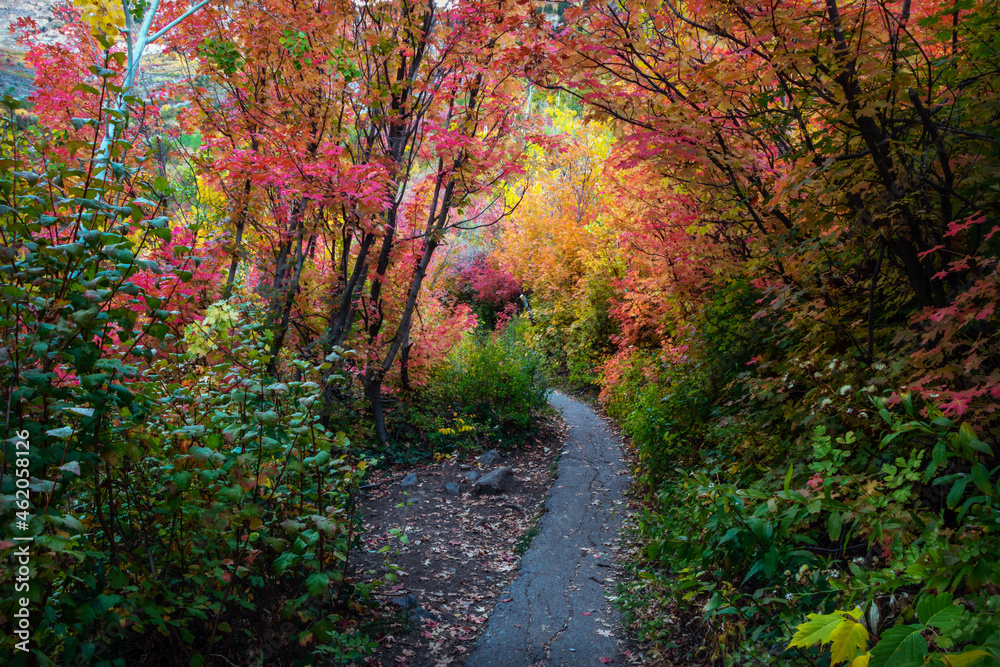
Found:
378,318 -> 550,466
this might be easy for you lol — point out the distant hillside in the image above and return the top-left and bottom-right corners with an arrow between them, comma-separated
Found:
0,0 -> 64,51
1,2 -> 191,102
1,0 -> 61,98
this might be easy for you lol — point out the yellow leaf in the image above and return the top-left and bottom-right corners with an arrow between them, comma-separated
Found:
942,650 -> 991,667
830,620 -> 868,665
851,654 -> 871,667
72,0 -> 126,42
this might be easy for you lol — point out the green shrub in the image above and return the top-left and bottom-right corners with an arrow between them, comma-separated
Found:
1,315 -> 377,664
437,318 -> 549,447
601,350 -> 716,487
521,273 -> 620,393
0,92 -> 377,664
619,394 -> 1000,665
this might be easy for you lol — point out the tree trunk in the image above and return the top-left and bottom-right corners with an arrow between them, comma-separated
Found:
400,342 -> 413,392
266,200 -> 309,376
364,369 -> 389,446
222,178 -> 253,300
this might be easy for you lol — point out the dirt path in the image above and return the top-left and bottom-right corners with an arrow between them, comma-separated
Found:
464,391 -> 634,667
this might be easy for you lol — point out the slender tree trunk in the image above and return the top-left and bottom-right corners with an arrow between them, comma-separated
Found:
365,171 -> 457,444
364,368 -> 389,446
266,200 -> 309,376
400,342 -> 413,392
222,178 -> 253,300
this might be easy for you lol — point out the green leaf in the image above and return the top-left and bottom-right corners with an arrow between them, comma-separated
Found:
72,83 -> 100,95
35,534 -> 73,552
254,410 -> 280,427
958,423 -> 992,455
172,471 -> 193,491
305,572 -> 330,597
916,593 -> 963,632
173,425 -> 206,439
947,477 -> 970,508
969,464 -> 993,496
828,510 -> 843,541
310,514 -> 337,536
788,612 -> 845,650
46,426 -> 74,440
281,520 -> 306,535
273,551 -> 297,575
868,624 -> 927,667
763,548 -> 779,578
703,592 -> 723,617
71,117 -> 98,130
784,461 -> 793,495
189,446 -> 214,463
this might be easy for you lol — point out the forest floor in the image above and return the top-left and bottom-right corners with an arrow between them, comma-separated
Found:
349,392 -> 642,667
349,413 -> 566,665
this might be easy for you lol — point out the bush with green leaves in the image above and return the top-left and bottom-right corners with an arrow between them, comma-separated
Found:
600,350 -> 722,488
618,393 -> 1000,665
436,318 -> 549,447
0,90 -> 377,664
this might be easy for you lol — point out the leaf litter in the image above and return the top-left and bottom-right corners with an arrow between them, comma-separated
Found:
349,414 -> 567,666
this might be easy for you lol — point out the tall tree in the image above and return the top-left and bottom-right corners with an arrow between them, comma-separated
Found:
531,0 -> 1000,424
175,0 -> 539,442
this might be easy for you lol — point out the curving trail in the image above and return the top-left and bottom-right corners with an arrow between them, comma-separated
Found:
464,391 -> 633,667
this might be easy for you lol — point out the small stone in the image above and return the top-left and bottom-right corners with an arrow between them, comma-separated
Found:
473,466 -> 515,495
391,595 -> 437,620
459,464 -> 472,471
478,449 -> 502,466
443,482 -> 461,496
460,470 -> 480,483
400,472 -> 418,488
391,595 -> 419,610
412,606 -> 437,620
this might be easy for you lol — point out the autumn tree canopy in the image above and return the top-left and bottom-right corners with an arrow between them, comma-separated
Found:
2,0 -> 999,663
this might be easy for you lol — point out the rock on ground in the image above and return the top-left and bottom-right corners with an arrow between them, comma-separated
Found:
473,467 -> 515,495
478,449 -> 502,467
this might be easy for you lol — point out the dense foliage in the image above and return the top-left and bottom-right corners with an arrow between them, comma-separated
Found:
0,0 -> 546,663
2,0 -> 1000,664
488,0 -> 1000,664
